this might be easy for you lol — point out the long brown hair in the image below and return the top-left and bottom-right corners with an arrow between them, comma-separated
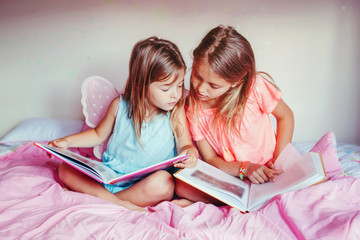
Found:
123,36 -> 186,142
188,25 -> 258,137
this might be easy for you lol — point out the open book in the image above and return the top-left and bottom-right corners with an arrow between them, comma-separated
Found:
174,143 -> 327,212
34,142 -> 188,186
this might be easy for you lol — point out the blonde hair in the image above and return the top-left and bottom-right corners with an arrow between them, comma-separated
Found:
123,36 -> 186,143
188,25 -> 272,137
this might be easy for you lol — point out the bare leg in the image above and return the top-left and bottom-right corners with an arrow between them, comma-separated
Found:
115,170 -> 175,207
58,163 -> 146,212
173,179 -> 223,206
171,198 -> 194,207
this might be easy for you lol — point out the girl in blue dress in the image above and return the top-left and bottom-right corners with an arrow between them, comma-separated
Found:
49,37 -> 198,212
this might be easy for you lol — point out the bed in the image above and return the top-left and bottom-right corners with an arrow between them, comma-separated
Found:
0,117 -> 359,240
1,76 -> 360,239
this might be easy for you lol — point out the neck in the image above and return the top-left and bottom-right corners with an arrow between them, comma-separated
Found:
201,98 -> 218,109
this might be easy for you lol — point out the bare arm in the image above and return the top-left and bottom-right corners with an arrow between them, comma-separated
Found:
196,138 -> 283,184
171,107 -> 198,168
49,97 -> 119,149
271,99 -> 294,161
196,139 -> 242,176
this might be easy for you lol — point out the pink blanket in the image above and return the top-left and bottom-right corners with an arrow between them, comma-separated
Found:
0,142 -> 359,239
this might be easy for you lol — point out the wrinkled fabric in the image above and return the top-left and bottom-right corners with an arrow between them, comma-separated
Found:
0,142 -> 359,240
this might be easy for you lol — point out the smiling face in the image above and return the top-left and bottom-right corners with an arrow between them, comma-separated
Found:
191,59 -> 233,108
148,71 -> 185,114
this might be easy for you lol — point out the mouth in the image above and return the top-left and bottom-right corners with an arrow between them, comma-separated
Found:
197,93 -> 207,99
168,101 -> 178,106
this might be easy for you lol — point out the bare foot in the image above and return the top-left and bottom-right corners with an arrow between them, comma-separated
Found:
171,198 -> 194,207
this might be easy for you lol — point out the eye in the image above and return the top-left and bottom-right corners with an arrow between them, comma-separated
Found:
161,87 -> 169,92
210,84 -> 220,89
193,71 -> 201,80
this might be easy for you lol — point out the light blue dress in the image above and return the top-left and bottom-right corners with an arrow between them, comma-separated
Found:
102,96 -> 177,193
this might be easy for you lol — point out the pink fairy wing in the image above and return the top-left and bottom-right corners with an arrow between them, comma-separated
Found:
81,76 -> 119,128
80,76 -> 120,159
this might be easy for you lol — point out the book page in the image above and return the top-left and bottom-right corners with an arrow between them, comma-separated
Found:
110,154 -> 188,185
37,143 -> 119,182
248,144 -> 319,210
35,143 -> 189,185
174,160 -> 251,211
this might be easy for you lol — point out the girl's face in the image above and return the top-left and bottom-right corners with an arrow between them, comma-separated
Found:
191,59 -> 233,108
148,71 -> 185,114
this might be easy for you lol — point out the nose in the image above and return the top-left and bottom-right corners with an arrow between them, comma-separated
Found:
196,81 -> 206,94
170,87 -> 180,99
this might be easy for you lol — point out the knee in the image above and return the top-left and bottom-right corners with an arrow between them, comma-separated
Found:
174,179 -> 186,198
145,170 -> 175,200
58,163 -> 72,183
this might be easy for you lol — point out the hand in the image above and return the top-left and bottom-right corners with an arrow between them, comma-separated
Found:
174,147 -> 198,168
244,162 -> 283,184
47,138 -> 69,158
265,160 -> 275,169
48,138 -> 69,149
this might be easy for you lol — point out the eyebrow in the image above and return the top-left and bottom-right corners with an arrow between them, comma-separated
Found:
162,79 -> 184,86
194,70 -> 220,87
194,70 -> 202,80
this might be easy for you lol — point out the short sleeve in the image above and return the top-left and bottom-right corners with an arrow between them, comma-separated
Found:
185,106 -> 205,141
252,75 -> 282,114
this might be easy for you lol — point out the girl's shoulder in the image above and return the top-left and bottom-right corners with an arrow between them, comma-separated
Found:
110,96 -> 121,107
253,73 -> 279,90
248,73 -> 282,110
108,96 -> 121,117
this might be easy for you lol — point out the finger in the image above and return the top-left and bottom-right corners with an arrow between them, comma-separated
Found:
266,169 -> 283,182
248,176 -> 260,184
257,170 -> 269,183
265,169 -> 277,181
183,158 -> 197,168
267,162 -> 275,169
251,171 -> 266,184
174,162 -> 186,168
264,170 -> 275,181
271,168 -> 284,175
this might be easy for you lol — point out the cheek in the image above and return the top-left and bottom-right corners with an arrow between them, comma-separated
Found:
215,88 -> 231,98
191,77 -> 199,88
190,76 -> 198,86
206,88 -> 223,98
149,89 -> 162,105
153,91 -> 165,103
177,87 -> 183,97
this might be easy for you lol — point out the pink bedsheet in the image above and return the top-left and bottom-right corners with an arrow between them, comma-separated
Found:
0,142 -> 359,239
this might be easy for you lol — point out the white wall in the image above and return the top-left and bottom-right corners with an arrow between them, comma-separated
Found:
1,0 -> 359,145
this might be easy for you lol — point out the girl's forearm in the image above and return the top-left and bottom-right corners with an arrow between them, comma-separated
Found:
206,156 -> 243,177
63,128 -> 108,148
274,111 -> 294,160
